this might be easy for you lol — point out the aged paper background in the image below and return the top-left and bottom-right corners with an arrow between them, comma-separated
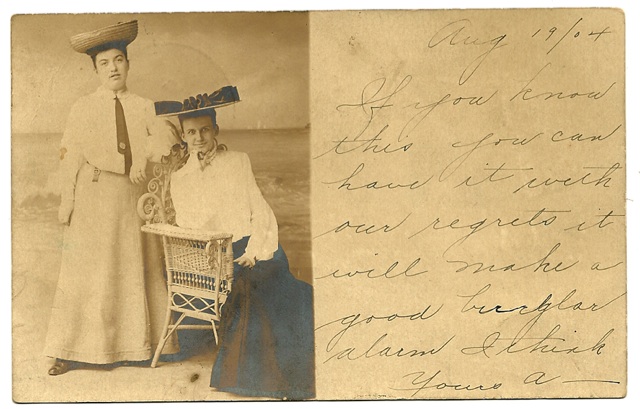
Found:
6,2 -> 638,406
310,8 -> 626,400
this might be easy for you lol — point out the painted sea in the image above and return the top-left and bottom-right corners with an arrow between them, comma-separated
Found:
12,128 -> 311,282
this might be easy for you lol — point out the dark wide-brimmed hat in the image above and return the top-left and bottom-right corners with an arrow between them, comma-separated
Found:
155,86 -> 241,117
70,20 -> 138,55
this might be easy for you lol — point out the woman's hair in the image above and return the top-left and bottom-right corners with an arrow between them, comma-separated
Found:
88,41 -> 129,68
178,108 -> 218,131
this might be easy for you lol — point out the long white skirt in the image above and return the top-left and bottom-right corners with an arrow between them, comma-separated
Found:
44,163 -> 177,364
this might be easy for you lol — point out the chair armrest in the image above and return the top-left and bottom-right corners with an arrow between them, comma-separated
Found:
141,223 -> 232,242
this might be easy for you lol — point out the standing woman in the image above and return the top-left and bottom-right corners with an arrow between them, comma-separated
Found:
44,20 -> 177,375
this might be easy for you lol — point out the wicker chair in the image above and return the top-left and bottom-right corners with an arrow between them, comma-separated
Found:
137,143 -> 234,368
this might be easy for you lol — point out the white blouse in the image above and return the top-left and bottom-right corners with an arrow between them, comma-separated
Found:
171,150 -> 279,261
59,86 -> 175,207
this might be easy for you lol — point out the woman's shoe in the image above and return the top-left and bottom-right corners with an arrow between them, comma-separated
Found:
48,359 -> 71,376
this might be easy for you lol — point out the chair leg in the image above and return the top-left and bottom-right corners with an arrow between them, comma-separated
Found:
211,321 -> 219,345
151,312 -> 186,368
151,293 -> 174,368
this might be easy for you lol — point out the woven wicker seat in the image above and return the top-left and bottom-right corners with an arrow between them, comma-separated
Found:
137,143 -> 233,368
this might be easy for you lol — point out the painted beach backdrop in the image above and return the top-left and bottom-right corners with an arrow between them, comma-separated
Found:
12,13 -> 310,401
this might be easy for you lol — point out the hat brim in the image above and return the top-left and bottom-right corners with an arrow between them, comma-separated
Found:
156,100 -> 240,118
155,86 -> 241,117
70,20 -> 138,54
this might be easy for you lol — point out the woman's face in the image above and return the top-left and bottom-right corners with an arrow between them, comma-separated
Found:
94,48 -> 129,91
182,115 -> 219,154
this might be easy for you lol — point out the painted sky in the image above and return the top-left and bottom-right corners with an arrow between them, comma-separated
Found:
11,12 -> 309,133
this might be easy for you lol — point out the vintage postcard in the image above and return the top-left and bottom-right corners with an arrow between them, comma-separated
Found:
11,8 -> 627,402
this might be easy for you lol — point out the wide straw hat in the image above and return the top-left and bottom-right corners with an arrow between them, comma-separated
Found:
70,20 -> 138,54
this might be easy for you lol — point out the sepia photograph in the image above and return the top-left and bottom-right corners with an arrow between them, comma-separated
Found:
11,12 -> 313,402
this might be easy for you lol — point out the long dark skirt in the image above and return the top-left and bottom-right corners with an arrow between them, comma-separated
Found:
210,236 -> 315,400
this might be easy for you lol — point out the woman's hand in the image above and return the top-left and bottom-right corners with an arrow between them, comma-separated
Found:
129,160 -> 147,185
234,254 -> 256,269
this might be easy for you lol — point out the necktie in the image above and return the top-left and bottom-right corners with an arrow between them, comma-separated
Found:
115,95 -> 132,175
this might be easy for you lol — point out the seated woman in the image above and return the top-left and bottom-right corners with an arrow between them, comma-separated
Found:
160,95 -> 315,400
